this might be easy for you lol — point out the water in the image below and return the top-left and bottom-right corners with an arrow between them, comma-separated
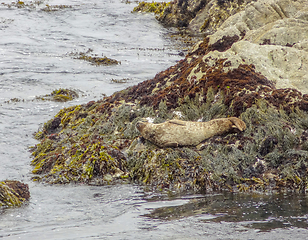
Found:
0,0 -> 308,239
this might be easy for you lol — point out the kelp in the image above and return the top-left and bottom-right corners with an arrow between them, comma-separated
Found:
0,181 -> 30,207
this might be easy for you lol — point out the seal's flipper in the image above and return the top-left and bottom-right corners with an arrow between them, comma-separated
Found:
229,117 -> 246,131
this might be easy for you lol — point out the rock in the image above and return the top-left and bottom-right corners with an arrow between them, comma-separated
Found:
29,37 -> 308,193
156,0 -> 254,35
208,0 -> 302,44
203,40 -> 308,93
190,0 -> 254,35
156,0 -> 208,28
0,180 -> 30,207
201,0 -> 308,94
37,88 -> 80,102
29,0 -> 308,193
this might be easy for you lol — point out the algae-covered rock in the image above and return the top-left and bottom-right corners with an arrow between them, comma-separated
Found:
0,180 -> 30,207
30,0 -> 308,194
195,0 -> 254,34
132,1 -> 170,16
155,0 -> 208,29
30,38 -> 308,193
37,88 -> 79,102
142,0 -> 254,35
68,48 -> 120,66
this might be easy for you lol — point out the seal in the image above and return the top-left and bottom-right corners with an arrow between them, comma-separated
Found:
136,117 -> 246,147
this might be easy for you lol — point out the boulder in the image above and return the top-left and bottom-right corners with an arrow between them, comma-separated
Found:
203,0 -> 308,93
0,180 -> 30,207
156,0 -> 254,35
30,0 -> 308,193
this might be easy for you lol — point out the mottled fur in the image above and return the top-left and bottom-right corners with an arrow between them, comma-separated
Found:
136,117 -> 246,147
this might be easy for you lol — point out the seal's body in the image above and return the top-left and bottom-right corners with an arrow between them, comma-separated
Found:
136,117 -> 246,147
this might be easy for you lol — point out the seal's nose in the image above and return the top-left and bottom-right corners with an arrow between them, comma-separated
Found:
136,122 -> 142,131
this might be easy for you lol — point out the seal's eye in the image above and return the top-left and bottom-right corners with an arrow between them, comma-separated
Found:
136,122 -> 142,130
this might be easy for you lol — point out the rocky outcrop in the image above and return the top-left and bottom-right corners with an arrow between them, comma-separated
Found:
205,0 -> 308,94
0,181 -> 30,207
30,36 -> 308,192
156,0 -> 254,35
30,0 -> 308,193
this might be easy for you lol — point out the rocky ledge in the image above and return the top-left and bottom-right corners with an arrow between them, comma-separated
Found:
31,0 -> 308,193
0,181 -> 30,208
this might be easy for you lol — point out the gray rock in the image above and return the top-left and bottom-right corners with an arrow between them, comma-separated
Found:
201,0 -> 308,93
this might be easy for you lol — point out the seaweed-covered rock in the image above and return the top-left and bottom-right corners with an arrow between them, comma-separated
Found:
137,0 -> 254,35
30,37 -> 308,193
0,180 -> 30,207
38,88 -> 79,102
145,0 -> 207,28
30,0 -> 308,194
132,1 -> 170,16
68,48 -> 120,66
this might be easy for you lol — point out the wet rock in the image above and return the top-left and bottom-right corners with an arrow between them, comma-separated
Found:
156,0 -> 208,28
68,48 -> 120,66
190,0 -> 254,35
30,39 -> 308,193
30,0 -> 308,194
204,0 -> 308,93
259,136 -> 278,156
37,88 -> 79,102
152,0 -> 253,35
0,180 -> 30,207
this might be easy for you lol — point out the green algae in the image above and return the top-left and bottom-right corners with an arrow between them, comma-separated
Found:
133,1 -> 170,16
1,0 -> 72,11
30,102 -> 131,184
111,78 -> 129,84
29,33 -> 308,193
0,183 -> 23,207
38,88 -> 79,102
0,181 -> 30,207
68,49 -> 120,66
42,4 -> 72,11
3,89 -> 79,106
125,93 -> 308,193
30,84 -> 308,193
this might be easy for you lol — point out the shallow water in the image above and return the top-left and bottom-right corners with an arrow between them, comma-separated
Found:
1,0 -> 308,239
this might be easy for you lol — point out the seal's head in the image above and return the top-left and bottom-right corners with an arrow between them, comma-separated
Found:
136,121 -> 147,132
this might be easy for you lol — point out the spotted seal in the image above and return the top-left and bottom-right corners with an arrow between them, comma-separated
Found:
136,117 -> 246,147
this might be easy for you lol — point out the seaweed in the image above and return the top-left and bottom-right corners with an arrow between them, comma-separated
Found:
29,34 -> 308,194
68,48 -> 120,66
0,181 -> 30,207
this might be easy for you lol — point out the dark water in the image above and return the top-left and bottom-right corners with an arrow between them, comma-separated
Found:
1,0 -> 308,239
